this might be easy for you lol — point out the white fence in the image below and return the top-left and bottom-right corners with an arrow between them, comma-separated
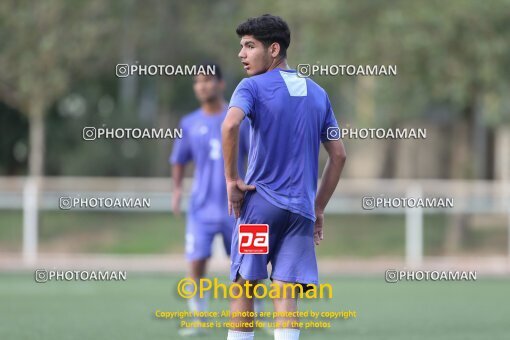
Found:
0,177 -> 509,268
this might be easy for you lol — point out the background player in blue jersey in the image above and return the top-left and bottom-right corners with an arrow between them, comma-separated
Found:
170,63 -> 252,336
222,15 -> 347,340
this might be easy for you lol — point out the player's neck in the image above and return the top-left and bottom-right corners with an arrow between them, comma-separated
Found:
201,98 -> 226,115
268,58 -> 290,72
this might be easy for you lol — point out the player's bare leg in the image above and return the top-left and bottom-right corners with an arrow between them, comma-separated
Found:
179,259 -> 208,337
227,275 -> 255,340
190,258 -> 209,311
252,287 -> 273,336
272,279 -> 300,340
190,259 -> 207,281
188,259 -> 208,313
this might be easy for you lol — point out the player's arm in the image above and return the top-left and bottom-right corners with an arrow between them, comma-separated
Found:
314,139 -> 347,245
237,120 -> 250,179
169,119 -> 192,217
222,107 -> 243,182
171,163 -> 186,216
222,107 -> 255,218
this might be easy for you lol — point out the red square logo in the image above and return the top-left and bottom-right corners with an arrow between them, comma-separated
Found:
239,224 -> 269,254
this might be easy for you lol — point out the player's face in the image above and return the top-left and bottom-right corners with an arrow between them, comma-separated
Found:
193,75 -> 224,104
238,35 -> 274,76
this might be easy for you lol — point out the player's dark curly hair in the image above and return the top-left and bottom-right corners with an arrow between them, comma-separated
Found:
236,14 -> 291,57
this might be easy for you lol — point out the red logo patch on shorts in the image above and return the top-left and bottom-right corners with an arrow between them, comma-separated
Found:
239,224 -> 269,254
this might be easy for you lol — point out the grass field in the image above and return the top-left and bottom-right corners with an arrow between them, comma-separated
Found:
0,210 -> 507,256
1,272 -> 509,340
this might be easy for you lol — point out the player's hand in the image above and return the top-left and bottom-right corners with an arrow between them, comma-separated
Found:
226,179 -> 255,218
172,188 -> 182,217
314,210 -> 324,245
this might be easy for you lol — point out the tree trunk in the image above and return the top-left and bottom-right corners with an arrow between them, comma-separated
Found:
446,93 -> 481,254
28,102 -> 45,177
23,100 -> 45,265
471,94 -> 487,179
118,0 -> 137,118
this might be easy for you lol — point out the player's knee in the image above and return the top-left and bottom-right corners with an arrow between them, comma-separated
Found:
234,273 -> 257,284
233,274 -> 260,297
272,279 -> 301,300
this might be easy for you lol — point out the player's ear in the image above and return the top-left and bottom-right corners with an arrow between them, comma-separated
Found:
270,42 -> 281,58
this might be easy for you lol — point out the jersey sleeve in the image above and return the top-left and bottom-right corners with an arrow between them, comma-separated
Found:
169,119 -> 192,165
229,78 -> 256,120
237,118 -> 251,179
320,93 -> 340,143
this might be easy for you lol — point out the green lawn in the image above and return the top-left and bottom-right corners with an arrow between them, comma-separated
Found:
1,273 -> 508,339
0,210 -> 507,256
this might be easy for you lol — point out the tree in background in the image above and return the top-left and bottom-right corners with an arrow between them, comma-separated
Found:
2,0 -> 509,179
0,0 -> 117,262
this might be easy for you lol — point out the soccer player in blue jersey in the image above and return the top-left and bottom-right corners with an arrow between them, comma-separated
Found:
170,63 -> 252,337
222,15 -> 347,340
